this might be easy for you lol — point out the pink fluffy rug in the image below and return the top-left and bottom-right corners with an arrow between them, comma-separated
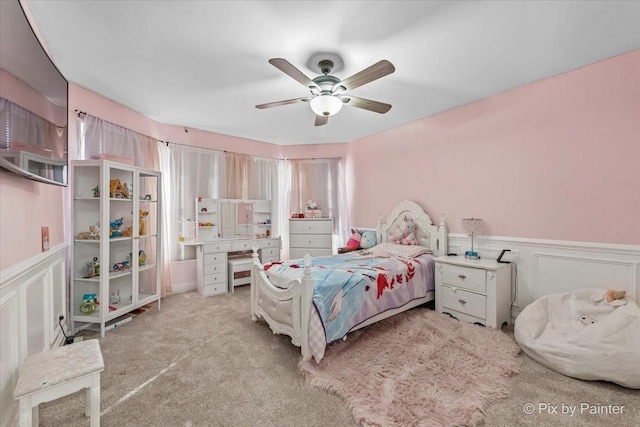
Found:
299,309 -> 520,426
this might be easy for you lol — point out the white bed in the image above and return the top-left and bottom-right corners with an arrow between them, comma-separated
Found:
250,200 -> 448,362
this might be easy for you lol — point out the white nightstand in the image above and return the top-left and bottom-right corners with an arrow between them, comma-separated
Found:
434,256 -> 512,328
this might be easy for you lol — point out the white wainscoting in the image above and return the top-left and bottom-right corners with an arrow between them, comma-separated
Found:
447,234 -> 640,318
0,243 -> 67,427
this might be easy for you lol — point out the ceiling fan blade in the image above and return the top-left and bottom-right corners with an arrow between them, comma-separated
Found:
255,97 -> 310,109
337,60 -> 395,91
342,96 -> 392,114
315,115 -> 329,127
269,58 -> 317,89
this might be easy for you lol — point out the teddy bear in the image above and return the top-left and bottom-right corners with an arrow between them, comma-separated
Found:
392,216 -> 418,245
307,200 -> 318,210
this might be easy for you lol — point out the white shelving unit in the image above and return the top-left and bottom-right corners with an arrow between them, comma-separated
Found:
253,199 -> 272,238
71,160 -> 161,336
196,198 -> 219,241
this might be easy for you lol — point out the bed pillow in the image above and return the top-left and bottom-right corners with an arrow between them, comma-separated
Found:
367,242 -> 432,258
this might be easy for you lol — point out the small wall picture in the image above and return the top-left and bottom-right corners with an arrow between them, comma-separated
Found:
41,226 -> 50,252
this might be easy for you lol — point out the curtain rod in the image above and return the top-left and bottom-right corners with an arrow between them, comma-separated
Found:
76,110 -> 342,162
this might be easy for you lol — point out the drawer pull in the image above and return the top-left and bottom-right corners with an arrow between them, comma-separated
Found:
458,299 -> 466,305
458,274 -> 466,280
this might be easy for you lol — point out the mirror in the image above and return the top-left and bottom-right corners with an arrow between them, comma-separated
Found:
0,0 -> 69,186
195,199 -> 272,240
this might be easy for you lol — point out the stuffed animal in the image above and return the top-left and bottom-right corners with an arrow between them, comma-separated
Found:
346,229 -> 361,250
307,200 -> 318,210
360,231 -> 377,249
392,216 -> 418,245
591,288 -> 628,307
139,209 -> 149,235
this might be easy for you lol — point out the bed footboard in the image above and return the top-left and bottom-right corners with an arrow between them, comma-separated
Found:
250,247 -> 314,360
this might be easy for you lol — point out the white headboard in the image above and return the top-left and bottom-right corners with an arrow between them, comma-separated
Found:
376,200 -> 448,256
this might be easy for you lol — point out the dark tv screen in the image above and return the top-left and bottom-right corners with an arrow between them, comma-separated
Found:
0,0 -> 68,186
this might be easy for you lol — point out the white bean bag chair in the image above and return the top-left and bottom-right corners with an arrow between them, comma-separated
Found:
514,288 -> 640,389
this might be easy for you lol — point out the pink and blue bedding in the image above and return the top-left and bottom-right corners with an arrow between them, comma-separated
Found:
264,252 -> 435,344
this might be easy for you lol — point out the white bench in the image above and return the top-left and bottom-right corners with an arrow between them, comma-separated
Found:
228,257 -> 252,292
14,339 -> 104,427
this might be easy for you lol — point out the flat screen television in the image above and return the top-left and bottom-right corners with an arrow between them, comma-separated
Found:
0,0 -> 68,186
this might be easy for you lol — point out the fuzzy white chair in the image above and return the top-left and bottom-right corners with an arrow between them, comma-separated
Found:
515,288 -> 640,389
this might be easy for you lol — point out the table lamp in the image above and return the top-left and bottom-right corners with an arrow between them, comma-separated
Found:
462,218 -> 483,259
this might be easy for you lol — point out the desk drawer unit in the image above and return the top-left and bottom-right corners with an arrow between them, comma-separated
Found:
261,247 -> 280,264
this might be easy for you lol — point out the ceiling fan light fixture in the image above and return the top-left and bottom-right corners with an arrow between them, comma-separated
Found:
310,94 -> 342,117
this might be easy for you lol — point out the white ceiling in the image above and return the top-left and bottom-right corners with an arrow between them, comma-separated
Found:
25,0 -> 640,145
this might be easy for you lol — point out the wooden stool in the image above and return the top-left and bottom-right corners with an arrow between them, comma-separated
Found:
14,339 -> 104,427
228,257 -> 252,292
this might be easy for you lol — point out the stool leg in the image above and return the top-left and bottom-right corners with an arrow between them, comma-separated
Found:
19,397 -> 33,427
90,374 -> 101,427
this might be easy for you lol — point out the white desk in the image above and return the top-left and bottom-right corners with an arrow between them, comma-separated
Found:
184,237 -> 281,297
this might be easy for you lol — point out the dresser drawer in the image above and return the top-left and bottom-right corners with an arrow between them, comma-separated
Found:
290,248 -> 332,259
290,234 -> 332,249
204,243 -> 232,253
203,282 -> 227,296
204,253 -> 227,265
442,285 -> 486,319
204,261 -> 226,275
204,272 -> 226,286
232,240 -> 253,251
290,219 -> 332,235
441,265 -> 486,294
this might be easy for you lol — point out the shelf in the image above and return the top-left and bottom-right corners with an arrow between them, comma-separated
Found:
109,198 -> 133,202
199,212 -> 217,215
109,236 -> 132,242
74,239 -> 100,243
74,277 -> 100,282
199,226 -> 216,229
139,233 -> 157,239
109,270 -> 132,279
75,197 -> 100,201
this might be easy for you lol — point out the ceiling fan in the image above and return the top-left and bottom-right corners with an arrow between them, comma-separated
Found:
256,58 -> 395,126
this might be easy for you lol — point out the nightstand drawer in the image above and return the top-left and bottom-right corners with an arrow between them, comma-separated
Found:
290,248 -> 332,259
442,265 -> 486,293
442,286 -> 486,319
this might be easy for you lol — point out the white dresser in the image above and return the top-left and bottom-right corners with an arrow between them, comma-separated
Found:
289,218 -> 333,259
434,256 -> 511,328
195,237 -> 281,297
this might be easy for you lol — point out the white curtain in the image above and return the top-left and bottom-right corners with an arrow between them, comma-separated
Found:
77,114 -> 171,295
163,144 -> 226,261
0,97 -> 61,156
287,158 -> 350,253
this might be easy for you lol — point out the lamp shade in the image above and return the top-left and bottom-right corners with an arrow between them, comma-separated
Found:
461,218 -> 484,235
310,95 -> 343,117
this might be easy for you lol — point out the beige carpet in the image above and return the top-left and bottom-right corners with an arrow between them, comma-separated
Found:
38,287 -> 639,426
299,310 -> 520,426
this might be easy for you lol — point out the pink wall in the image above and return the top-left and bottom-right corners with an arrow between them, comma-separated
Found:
347,50 -> 640,245
3,48 -> 637,272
